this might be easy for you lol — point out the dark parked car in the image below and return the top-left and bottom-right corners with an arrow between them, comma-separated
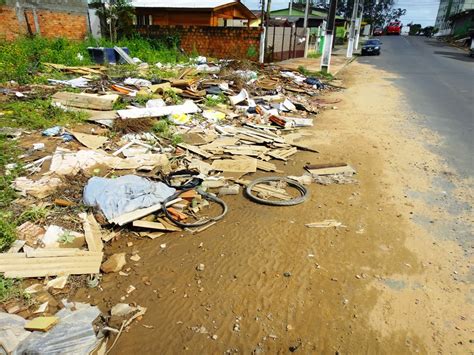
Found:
361,39 -> 382,56
373,27 -> 383,36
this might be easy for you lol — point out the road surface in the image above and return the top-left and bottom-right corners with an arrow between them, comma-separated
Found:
358,36 -> 474,177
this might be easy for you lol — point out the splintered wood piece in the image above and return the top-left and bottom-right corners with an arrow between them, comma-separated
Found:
52,92 -> 118,111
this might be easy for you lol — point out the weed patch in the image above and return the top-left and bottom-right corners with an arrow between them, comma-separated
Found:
0,99 -> 87,130
0,276 -> 29,303
298,65 -> 334,80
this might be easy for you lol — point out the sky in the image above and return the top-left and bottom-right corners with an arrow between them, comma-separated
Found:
241,0 -> 440,27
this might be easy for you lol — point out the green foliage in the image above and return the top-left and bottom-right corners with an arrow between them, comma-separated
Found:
0,135 -> 22,210
0,36 -> 92,84
58,231 -> 75,245
163,89 -> 183,105
171,134 -> 183,146
0,212 -> 16,252
0,135 -> 22,251
307,52 -> 322,59
152,119 -> 182,145
297,66 -> 333,80
152,120 -> 170,136
204,93 -> 227,107
18,206 -> 49,224
246,45 -> 258,59
338,0 -> 406,27
0,35 -> 184,84
0,276 -> 27,303
0,99 -> 87,130
90,0 -> 135,42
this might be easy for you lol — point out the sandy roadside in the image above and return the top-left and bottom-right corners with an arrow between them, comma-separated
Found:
75,61 -> 473,354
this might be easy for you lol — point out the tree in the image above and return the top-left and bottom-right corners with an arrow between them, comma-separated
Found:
90,0 -> 135,42
337,0 -> 406,27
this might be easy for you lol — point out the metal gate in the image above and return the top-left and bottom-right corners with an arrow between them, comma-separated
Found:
265,26 -> 306,62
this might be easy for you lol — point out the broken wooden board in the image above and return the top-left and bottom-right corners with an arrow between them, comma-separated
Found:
139,231 -> 164,240
232,156 -> 278,172
267,147 -> 298,161
110,198 -> 182,226
0,253 -> 103,278
177,143 -> 212,159
304,163 -> 356,176
70,131 -> 108,150
52,92 -> 119,111
43,63 -> 105,75
80,213 -> 104,252
133,220 -> 169,231
211,159 -> 257,173
156,218 -> 182,232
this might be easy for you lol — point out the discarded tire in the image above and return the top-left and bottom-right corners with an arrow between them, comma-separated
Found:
245,177 -> 309,206
162,188 -> 228,227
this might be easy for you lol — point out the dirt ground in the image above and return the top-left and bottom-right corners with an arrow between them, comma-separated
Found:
74,61 -> 473,354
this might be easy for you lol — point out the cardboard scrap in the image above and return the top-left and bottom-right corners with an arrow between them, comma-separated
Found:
70,131 -> 108,150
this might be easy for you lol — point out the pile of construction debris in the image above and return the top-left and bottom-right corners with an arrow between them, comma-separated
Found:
0,54 -> 356,352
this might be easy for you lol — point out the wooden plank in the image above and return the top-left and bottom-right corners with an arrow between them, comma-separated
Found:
0,253 -> 26,259
211,159 -> 257,173
4,266 -> 100,278
80,213 -> 104,252
52,92 -> 119,111
110,198 -> 182,226
177,143 -> 212,159
24,248 -> 102,258
0,255 -> 102,267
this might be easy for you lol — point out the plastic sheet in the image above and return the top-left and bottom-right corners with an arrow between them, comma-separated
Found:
14,304 -> 101,355
83,175 -> 176,221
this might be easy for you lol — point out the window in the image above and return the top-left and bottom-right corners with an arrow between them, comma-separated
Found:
136,14 -> 152,26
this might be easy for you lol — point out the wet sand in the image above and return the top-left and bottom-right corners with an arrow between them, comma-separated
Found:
75,61 -> 473,354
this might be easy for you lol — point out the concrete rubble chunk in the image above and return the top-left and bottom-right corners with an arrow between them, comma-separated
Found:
101,253 -> 127,273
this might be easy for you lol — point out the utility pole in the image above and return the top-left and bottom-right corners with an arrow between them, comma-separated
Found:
289,0 -> 293,16
303,0 -> 310,29
303,0 -> 311,57
320,0 -> 338,73
354,2 -> 364,51
264,0 -> 272,62
259,0 -> 266,63
346,0 -> 360,58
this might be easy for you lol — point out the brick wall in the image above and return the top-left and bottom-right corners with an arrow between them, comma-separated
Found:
138,26 -> 262,60
0,4 -> 88,41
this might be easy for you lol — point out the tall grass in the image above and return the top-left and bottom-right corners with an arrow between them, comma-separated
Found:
0,35 -> 185,84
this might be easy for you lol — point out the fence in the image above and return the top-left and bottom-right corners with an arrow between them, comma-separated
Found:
265,26 -> 307,62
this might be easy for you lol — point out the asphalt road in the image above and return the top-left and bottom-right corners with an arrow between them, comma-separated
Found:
358,36 -> 474,177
